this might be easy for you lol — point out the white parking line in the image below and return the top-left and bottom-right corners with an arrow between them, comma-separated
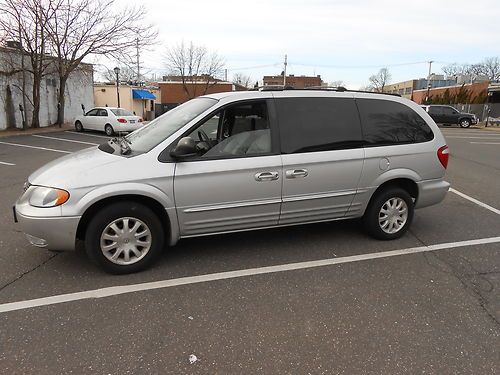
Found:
446,136 -> 500,139
65,131 -> 109,139
32,134 -> 98,145
470,142 -> 500,145
0,141 -> 71,154
450,188 -> 500,215
0,161 -> 15,166
1,235 -> 499,314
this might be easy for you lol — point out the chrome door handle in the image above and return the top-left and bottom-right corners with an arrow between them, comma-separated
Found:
255,171 -> 279,181
285,169 -> 308,178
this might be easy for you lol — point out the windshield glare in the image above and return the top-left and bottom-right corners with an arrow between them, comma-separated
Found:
125,97 -> 218,153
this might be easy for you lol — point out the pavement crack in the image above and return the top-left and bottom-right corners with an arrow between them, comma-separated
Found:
408,228 -> 428,247
0,252 -> 58,293
423,251 -> 500,327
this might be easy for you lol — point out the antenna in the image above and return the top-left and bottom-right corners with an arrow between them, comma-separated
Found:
283,54 -> 287,86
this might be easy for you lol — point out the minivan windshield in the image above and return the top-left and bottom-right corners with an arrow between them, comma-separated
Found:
125,97 -> 218,153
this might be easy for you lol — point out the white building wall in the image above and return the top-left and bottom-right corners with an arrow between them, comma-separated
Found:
0,49 -> 94,130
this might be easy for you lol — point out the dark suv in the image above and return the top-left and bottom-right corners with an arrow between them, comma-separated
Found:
422,105 -> 478,128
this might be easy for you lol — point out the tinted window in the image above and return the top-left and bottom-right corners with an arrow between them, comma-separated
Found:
443,106 -> 457,115
357,99 -> 434,145
98,109 -> 108,116
428,106 -> 442,115
86,109 -> 99,116
275,97 -> 363,153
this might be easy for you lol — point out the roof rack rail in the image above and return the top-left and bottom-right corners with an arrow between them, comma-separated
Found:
250,85 -> 401,97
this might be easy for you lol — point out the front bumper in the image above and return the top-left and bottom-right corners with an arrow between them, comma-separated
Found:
415,179 -> 450,209
14,207 -> 80,251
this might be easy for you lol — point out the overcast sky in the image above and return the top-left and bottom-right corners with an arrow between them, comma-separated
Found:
105,0 -> 500,88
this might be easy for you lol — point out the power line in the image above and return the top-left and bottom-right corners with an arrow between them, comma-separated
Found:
289,60 -> 431,69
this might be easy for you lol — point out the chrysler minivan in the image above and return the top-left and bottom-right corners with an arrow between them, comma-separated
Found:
14,88 -> 450,273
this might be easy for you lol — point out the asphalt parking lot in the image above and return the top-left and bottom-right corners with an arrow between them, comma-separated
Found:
0,127 -> 499,374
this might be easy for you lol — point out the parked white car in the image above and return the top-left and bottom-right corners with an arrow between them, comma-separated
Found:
74,107 -> 144,136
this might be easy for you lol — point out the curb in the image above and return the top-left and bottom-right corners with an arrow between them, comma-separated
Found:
0,124 -> 73,138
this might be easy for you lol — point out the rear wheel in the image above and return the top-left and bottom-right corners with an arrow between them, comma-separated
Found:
105,124 -> 114,136
363,187 -> 414,240
85,202 -> 164,274
459,118 -> 471,128
75,121 -> 83,132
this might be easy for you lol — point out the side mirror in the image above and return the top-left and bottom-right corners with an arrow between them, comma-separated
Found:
170,137 -> 198,159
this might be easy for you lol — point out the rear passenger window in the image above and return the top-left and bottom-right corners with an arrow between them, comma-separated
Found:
357,99 -> 434,145
275,97 -> 363,153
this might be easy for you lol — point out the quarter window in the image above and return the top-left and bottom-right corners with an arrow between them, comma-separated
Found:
357,99 -> 434,145
275,97 -> 363,153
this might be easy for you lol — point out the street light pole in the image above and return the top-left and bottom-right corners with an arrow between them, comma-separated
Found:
114,67 -> 121,107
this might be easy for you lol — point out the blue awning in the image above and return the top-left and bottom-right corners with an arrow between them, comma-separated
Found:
132,89 -> 156,100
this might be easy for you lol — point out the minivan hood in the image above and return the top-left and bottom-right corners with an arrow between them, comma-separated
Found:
29,146 -> 122,188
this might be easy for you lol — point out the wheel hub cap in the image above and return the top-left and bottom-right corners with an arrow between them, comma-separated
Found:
378,198 -> 408,234
100,217 -> 152,265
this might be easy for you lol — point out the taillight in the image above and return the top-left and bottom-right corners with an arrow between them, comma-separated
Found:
437,145 -> 449,168
117,118 -> 127,123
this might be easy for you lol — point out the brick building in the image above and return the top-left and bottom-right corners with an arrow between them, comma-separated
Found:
157,77 -> 246,115
411,81 -> 489,104
263,74 -> 322,88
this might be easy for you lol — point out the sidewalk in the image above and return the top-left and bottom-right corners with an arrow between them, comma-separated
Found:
0,123 -> 73,138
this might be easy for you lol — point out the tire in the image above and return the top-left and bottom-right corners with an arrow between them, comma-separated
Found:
363,187 -> 414,240
105,124 -> 114,136
75,121 -> 84,132
85,201 -> 165,274
459,118 -> 471,128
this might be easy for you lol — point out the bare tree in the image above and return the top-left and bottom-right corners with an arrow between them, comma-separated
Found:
0,0 -> 56,128
164,41 -> 225,99
102,65 -> 138,83
232,72 -> 252,88
475,57 -> 500,81
44,0 -> 157,125
329,80 -> 345,87
442,63 -> 473,78
368,68 -> 391,92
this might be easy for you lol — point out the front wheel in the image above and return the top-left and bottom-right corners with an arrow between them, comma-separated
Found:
363,187 -> 414,240
105,124 -> 114,136
459,118 -> 471,128
85,202 -> 165,274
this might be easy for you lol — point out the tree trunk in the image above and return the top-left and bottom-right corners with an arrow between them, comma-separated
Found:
57,76 -> 67,127
31,76 -> 41,128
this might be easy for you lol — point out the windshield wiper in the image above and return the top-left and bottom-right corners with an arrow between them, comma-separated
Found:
110,137 -> 132,155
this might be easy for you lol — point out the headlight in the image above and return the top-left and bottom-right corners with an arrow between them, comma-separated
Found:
28,186 -> 70,208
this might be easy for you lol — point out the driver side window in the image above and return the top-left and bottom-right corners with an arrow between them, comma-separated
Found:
185,101 -> 272,158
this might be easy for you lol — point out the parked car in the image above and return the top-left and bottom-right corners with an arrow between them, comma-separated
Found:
74,107 -> 144,136
15,89 -> 450,274
421,105 -> 478,128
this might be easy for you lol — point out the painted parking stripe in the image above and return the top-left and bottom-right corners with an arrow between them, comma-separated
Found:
450,188 -> 500,215
446,136 -> 500,139
32,134 -> 98,145
0,161 -> 15,166
65,131 -> 109,139
470,142 -> 500,145
0,141 -> 71,154
1,235 -> 499,314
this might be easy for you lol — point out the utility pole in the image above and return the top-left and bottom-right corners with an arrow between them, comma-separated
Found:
224,69 -> 227,81
425,60 -> 433,104
283,54 -> 287,86
136,38 -> 140,85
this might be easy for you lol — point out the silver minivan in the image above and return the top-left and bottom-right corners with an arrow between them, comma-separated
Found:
14,89 -> 450,273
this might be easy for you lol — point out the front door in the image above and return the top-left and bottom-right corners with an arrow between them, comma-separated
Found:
173,99 -> 283,236
274,94 -> 365,225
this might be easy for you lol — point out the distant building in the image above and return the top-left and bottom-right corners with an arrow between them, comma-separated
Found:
157,77 -> 247,115
383,75 -> 457,100
0,45 -> 93,130
263,74 -> 322,88
94,83 -> 160,120
411,81 -> 489,105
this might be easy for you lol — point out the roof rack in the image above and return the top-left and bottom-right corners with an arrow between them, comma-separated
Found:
250,85 -> 401,97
